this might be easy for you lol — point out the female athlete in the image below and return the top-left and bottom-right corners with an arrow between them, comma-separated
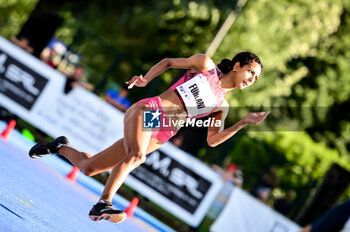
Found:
29,51 -> 269,223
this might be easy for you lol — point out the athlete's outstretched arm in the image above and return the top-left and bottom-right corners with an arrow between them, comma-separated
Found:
207,109 -> 269,147
126,54 -> 216,89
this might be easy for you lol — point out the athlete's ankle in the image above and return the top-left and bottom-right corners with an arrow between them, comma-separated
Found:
56,144 -> 66,153
98,199 -> 111,204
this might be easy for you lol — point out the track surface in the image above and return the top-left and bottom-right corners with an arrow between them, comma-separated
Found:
0,138 -> 151,232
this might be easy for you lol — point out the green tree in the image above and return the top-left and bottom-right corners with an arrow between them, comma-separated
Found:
0,0 -> 39,37
207,0 -> 350,213
53,0 -> 238,99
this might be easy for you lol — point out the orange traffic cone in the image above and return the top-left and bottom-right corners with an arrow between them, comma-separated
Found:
125,197 -> 139,218
1,120 -> 16,141
66,166 -> 80,183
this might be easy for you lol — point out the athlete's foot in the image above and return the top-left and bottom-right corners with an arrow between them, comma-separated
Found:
29,136 -> 69,158
89,202 -> 126,223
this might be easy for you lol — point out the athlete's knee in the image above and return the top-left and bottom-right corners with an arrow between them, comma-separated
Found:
126,151 -> 146,166
81,159 -> 96,176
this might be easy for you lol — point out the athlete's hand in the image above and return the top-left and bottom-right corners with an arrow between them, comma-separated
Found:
126,75 -> 148,89
240,111 -> 270,126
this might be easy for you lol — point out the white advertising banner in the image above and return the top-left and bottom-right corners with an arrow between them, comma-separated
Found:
210,187 -> 301,232
0,36 -> 222,226
0,36 -> 124,153
126,142 -> 223,226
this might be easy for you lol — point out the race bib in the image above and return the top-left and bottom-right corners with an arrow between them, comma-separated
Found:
176,74 -> 217,117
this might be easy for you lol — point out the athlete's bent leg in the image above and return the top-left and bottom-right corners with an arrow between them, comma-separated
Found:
88,137 -> 162,223
58,138 -> 127,176
100,103 -> 163,202
89,103 -> 163,223
30,137 -> 129,177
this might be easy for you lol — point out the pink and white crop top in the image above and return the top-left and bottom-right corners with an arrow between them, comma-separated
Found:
170,68 -> 226,118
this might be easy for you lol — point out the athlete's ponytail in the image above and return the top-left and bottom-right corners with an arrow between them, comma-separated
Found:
217,59 -> 233,74
218,51 -> 263,75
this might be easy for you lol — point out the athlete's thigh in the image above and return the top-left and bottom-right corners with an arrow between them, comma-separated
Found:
123,103 -> 152,155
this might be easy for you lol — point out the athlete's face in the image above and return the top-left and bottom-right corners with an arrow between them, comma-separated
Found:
232,61 -> 262,89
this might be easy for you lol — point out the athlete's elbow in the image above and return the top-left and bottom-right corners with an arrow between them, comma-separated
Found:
207,138 -> 218,147
208,143 -> 217,147
161,58 -> 172,69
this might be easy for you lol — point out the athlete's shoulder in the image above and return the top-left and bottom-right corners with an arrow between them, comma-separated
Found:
189,54 -> 216,72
